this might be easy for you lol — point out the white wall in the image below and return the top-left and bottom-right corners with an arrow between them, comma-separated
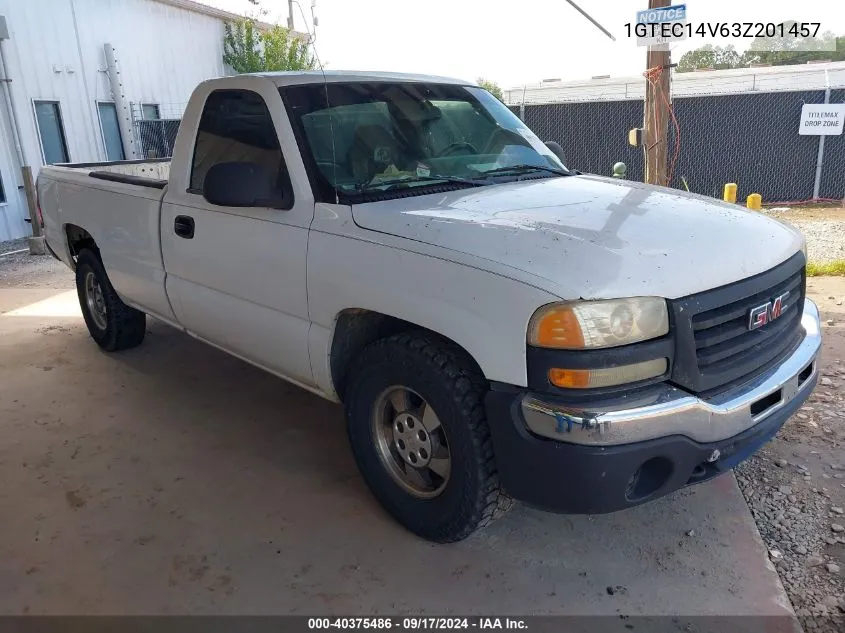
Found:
504,62 -> 845,105
0,0 -> 229,241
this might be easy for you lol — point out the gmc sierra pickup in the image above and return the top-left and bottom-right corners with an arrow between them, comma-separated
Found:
37,71 -> 821,542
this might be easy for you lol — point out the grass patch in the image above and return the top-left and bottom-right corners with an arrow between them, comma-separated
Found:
807,260 -> 845,276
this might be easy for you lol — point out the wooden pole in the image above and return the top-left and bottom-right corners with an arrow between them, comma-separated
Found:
643,0 -> 671,186
22,166 -> 41,237
22,165 -> 46,255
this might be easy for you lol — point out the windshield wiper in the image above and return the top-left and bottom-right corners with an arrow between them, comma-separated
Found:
355,174 -> 486,192
479,164 -> 570,178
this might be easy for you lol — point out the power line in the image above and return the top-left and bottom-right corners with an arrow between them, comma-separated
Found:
561,0 -> 616,42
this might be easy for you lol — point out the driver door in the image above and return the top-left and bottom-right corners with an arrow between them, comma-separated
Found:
160,80 -> 316,387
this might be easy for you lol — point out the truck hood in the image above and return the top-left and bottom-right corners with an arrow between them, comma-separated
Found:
350,175 -> 804,300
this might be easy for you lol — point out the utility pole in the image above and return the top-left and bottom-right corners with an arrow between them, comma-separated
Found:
643,0 -> 671,186
287,0 -> 294,30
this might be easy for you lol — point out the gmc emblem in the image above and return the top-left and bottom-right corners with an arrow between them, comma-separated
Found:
748,291 -> 790,330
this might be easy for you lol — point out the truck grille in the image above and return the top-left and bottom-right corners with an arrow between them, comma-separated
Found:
668,253 -> 806,396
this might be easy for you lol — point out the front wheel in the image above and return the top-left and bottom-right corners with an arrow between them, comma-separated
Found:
345,331 -> 510,542
75,248 -> 146,351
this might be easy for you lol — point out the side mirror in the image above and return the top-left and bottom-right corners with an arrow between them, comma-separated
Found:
203,162 -> 288,209
544,141 -> 567,167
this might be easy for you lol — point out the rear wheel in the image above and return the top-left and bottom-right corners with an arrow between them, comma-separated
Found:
345,331 -> 510,542
75,248 -> 146,351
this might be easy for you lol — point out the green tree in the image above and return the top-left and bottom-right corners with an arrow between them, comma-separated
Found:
677,44 -> 743,72
677,23 -> 844,72
477,78 -> 504,101
223,19 -> 316,73
744,24 -> 844,66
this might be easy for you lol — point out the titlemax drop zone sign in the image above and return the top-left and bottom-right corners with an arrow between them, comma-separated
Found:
799,104 -> 845,135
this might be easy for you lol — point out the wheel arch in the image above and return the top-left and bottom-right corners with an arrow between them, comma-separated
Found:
329,308 -> 485,402
65,224 -> 99,264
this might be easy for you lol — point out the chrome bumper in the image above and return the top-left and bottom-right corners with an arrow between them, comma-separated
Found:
522,299 -> 821,446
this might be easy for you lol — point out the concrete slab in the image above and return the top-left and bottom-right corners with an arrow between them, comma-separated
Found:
0,289 -> 794,618
0,289 -> 79,314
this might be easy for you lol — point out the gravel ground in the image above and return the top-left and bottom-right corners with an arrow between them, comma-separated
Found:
0,247 -> 70,289
0,237 -> 27,255
787,221 -> 845,264
767,208 -> 845,264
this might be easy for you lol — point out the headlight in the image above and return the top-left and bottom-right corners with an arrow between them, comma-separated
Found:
528,297 -> 669,349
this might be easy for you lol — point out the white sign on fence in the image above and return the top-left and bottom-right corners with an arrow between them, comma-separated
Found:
799,103 -> 845,135
635,3 -> 687,49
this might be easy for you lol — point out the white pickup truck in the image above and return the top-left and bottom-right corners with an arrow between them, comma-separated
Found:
38,71 -> 821,542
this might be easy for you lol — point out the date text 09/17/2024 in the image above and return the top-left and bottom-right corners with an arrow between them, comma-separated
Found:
307,618 -> 528,630
623,21 -> 822,39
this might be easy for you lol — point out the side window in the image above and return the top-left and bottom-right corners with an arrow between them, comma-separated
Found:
189,89 -> 289,197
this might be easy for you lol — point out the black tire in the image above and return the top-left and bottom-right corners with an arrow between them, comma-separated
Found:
345,331 -> 511,542
75,248 -> 146,351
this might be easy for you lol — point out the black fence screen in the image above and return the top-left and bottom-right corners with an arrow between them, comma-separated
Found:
518,89 -> 845,203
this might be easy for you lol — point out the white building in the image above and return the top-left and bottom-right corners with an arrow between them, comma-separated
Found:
0,0 -> 269,241
504,61 -> 845,105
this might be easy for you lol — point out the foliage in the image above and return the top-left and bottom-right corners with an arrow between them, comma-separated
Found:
262,25 -> 316,71
677,22 -> 844,72
223,19 -> 316,73
676,44 -> 743,72
477,78 -> 504,101
806,260 -> 845,277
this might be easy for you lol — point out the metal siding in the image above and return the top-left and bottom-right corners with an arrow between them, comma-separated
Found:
0,0 -> 227,240
506,63 -> 845,105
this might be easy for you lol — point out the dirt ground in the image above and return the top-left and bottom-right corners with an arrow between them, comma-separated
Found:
1,251 -> 840,623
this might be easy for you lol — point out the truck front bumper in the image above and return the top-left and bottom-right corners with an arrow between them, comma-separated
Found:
485,299 -> 822,514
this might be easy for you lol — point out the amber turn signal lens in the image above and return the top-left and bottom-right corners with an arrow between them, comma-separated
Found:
530,306 -> 585,349
548,359 -> 668,389
548,368 -> 591,388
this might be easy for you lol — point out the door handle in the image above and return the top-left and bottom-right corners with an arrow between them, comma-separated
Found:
174,215 -> 195,239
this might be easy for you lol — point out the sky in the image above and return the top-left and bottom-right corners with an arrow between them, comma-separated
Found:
205,0 -> 845,89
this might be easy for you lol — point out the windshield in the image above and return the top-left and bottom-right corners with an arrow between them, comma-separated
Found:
281,82 -> 568,202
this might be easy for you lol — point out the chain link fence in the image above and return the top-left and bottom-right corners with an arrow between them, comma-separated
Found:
130,103 -> 185,159
508,69 -> 845,204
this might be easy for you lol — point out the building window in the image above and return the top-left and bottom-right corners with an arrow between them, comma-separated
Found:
142,103 -> 160,120
34,101 -> 69,164
0,172 -> 6,204
97,102 -> 125,161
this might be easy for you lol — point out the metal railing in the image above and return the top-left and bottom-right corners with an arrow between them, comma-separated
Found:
130,103 -> 185,159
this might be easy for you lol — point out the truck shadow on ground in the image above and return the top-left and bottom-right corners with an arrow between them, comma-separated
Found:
0,311 -> 794,616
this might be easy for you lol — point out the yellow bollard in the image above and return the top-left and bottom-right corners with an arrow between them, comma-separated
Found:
746,193 -> 762,211
723,183 -> 738,203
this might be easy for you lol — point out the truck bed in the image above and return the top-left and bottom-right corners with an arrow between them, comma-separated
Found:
38,157 -> 173,322
52,158 -> 171,189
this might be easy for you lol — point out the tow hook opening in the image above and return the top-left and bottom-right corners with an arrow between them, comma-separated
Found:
625,456 -> 674,502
